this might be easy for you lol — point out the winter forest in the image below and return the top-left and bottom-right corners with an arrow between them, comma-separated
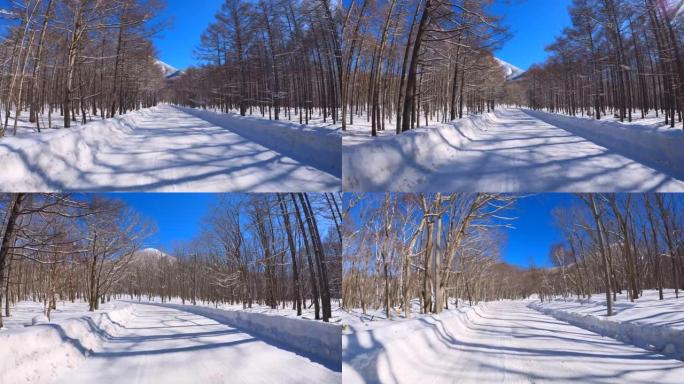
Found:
342,193 -> 684,383
0,193 -> 343,383
2,0 -> 684,383
0,193 -> 342,328
342,193 -> 684,317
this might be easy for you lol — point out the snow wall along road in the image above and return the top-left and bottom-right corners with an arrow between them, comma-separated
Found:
139,302 -> 342,369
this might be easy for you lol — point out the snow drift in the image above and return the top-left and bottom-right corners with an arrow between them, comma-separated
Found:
0,303 -> 134,383
141,302 -> 342,369
531,292 -> 684,361
524,109 -> 684,181
343,304 -> 487,382
0,108 -> 146,191
343,113 -> 494,191
178,106 -> 341,178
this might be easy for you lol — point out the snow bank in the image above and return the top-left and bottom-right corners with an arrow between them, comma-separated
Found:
343,303 -> 489,382
530,294 -> 684,361
523,109 -> 684,181
0,109 -> 152,192
177,106 -> 341,177
0,303 -> 134,383
343,113 -> 494,191
143,302 -> 341,368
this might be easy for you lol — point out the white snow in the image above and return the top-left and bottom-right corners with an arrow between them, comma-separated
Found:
343,108 -> 684,192
0,302 -> 135,384
1,301 -> 341,383
179,106 -> 341,177
154,59 -> 182,79
343,300 -> 684,383
495,58 -> 525,80
148,302 -> 341,365
524,109 -> 684,180
0,104 -> 340,192
531,290 -> 684,361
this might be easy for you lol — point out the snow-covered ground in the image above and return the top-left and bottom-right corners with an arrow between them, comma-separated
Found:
0,299 -> 124,330
532,290 -> 684,361
343,108 -> 684,192
1,300 -> 341,383
132,296 -> 344,323
0,104 -> 340,192
343,300 -> 684,383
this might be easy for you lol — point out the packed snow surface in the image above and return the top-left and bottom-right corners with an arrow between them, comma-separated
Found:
343,300 -> 684,383
532,290 -> 684,360
343,108 -> 684,192
1,301 -> 340,384
0,104 -> 340,192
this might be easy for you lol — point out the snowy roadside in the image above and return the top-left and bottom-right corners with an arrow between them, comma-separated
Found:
523,109 -> 684,181
530,290 -> 684,361
178,106 -> 341,177
0,302 -> 135,384
343,302 -> 486,382
342,113 -> 491,191
140,301 -> 342,367
0,108 -> 144,191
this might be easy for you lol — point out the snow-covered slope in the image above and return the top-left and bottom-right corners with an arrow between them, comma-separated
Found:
155,60 -> 182,79
131,248 -> 176,263
495,57 -> 525,80
531,290 -> 684,360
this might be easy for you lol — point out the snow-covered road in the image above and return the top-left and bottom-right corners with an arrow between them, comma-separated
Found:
348,108 -> 684,192
54,303 -> 340,384
420,109 -> 684,192
0,104 -> 340,192
343,301 -> 684,383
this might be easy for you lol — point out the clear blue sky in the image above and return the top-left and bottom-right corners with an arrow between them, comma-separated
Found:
489,0 -> 573,70
107,193 -> 219,251
151,0 -> 225,69
345,194 -> 580,270
504,194 -> 579,268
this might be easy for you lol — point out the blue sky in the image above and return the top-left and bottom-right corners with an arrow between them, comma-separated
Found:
504,194 -> 579,268
150,0 -> 574,71
0,0 -> 572,71
489,0 -> 573,70
344,194 -> 580,269
151,0 -> 225,69
107,193 -> 219,251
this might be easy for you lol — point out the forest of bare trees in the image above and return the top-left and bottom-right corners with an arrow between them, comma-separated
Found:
540,194 -> 684,316
342,193 -> 518,318
0,0 -> 166,137
518,0 -> 684,128
342,193 -> 684,318
342,0 -> 509,136
0,193 -> 342,329
166,0 -> 343,125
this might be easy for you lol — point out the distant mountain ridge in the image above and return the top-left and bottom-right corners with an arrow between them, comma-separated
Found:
131,248 -> 176,264
495,58 -> 525,81
155,60 -> 183,79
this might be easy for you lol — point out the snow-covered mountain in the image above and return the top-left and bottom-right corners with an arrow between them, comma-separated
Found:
155,60 -> 183,79
495,58 -> 525,81
131,247 -> 176,264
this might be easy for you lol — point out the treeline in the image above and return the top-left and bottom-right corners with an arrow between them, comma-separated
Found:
167,0 -> 343,125
127,193 -> 343,322
342,0 -> 508,136
0,194 -> 152,327
342,193 -> 518,318
0,0 -> 165,137
538,194 -> 683,316
520,0 -> 684,128
0,193 -> 342,328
